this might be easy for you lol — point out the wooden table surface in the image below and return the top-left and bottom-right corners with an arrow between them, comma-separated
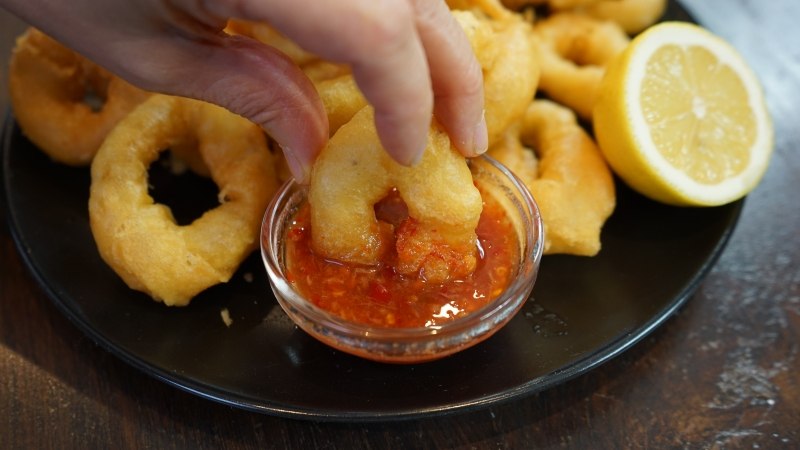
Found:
2,1 -> 798,448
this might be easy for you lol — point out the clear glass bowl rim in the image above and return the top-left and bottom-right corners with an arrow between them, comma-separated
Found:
260,155 -> 544,345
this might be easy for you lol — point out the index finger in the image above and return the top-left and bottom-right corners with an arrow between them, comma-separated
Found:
213,0 -> 437,165
412,0 -> 487,157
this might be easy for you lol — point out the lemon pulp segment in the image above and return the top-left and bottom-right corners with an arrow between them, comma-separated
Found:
641,44 -> 757,185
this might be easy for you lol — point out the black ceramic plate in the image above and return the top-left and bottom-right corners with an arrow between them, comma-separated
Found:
2,1 -> 740,421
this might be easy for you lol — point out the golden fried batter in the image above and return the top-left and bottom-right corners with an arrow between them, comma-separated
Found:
489,100 -> 615,255
9,28 -> 149,166
89,95 -> 278,305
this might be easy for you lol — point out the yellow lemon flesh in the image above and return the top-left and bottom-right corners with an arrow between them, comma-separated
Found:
593,22 -> 773,206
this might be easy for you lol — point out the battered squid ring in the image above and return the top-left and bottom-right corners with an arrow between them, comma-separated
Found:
314,74 -> 366,136
446,0 -> 517,21
453,10 -> 540,147
499,0 -> 602,11
498,0 -> 664,34
225,19 -> 319,66
545,0 -> 602,7
489,100 -> 615,255
9,28 -> 149,166
89,95 -> 279,306
578,0 -> 667,34
308,11 -> 536,280
268,69 -> 361,184
309,107 -> 483,284
534,13 -> 629,120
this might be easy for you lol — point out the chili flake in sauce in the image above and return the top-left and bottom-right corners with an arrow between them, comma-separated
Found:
283,190 -> 519,329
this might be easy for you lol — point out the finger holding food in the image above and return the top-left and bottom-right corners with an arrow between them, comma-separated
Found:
308,106 -> 483,284
489,99 -> 615,255
446,0 -> 517,20
534,12 -> 629,120
453,10 -> 540,148
577,0 -> 667,34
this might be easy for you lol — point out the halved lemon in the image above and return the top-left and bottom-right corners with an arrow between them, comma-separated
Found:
593,22 -> 773,206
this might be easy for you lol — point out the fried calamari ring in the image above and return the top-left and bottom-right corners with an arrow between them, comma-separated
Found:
489,100 -> 615,255
267,68 -> 356,183
500,0 -> 602,10
313,74 -> 366,135
89,95 -> 278,306
309,106 -> 483,284
9,28 -> 149,166
499,0 -> 663,34
453,10 -> 540,147
447,0 -> 516,20
225,19 -> 319,66
547,0 -> 602,7
579,0 -> 667,34
534,13 -> 629,120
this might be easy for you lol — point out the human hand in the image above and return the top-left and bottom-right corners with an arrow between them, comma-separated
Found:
2,0 -> 487,182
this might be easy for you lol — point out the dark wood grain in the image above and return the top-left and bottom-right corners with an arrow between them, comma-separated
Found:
2,1 -> 799,448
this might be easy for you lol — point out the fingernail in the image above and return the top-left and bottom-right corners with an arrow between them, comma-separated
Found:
470,110 -> 488,157
391,135 -> 426,166
408,139 -> 426,166
281,146 -> 310,183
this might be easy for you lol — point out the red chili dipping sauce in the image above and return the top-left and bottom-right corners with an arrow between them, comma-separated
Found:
283,189 -> 519,329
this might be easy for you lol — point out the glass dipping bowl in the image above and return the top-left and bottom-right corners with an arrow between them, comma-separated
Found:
261,155 -> 544,363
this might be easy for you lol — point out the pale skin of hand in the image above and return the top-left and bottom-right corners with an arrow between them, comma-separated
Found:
1,0 -> 487,182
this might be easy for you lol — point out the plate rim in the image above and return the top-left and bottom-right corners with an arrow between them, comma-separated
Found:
0,106 -> 745,422
2,1 -> 744,419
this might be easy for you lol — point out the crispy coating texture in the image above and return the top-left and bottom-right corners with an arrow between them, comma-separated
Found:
310,9 -> 541,147
534,12 -> 629,120
500,0 -> 602,10
314,75 -> 365,136
454,10 -> 540,147
489,100 -> 615,255
446,0 -> 517,20
242,10 -> 539,148
312,7 -> 541,144
225,19 -> 360,136
8,28 -> 149,166
578,0 -> 667,34
89,95 -> 278,306
499,0 -> 664,34
309,107 -> 483,283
